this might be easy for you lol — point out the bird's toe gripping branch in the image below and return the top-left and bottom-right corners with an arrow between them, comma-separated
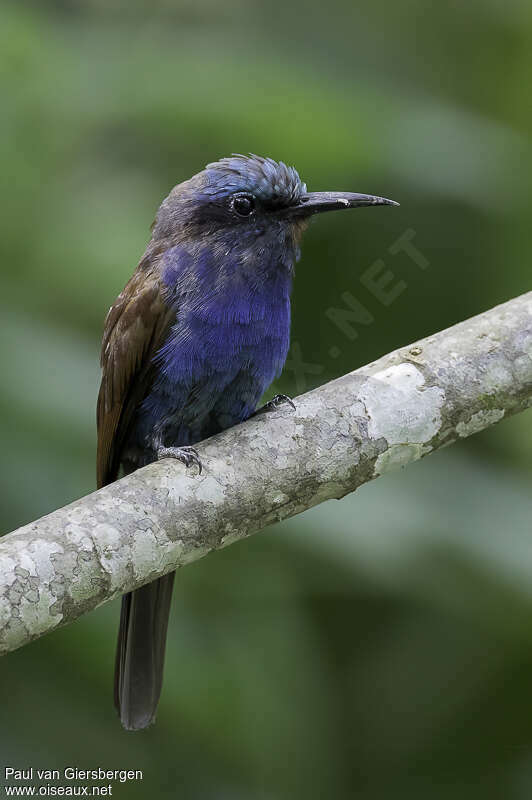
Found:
157,445 -> 203,474
252,393 -> 296,417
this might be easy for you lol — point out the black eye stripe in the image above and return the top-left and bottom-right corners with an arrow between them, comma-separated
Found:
232,194 -> 255,216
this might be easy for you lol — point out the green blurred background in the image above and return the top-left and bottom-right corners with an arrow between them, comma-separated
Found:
1,1 -> 532,797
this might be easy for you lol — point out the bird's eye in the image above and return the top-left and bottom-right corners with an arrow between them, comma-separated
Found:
231,194 -> 255,217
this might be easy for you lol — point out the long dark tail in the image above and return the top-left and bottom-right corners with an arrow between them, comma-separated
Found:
114,571 -> 176,731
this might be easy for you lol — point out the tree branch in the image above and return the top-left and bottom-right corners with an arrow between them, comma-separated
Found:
1,292 -> 532,656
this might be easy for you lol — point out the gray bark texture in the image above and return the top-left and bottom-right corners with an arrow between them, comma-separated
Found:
1,291 -> 532,656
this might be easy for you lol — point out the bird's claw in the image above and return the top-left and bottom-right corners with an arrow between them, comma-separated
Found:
157,446 -> 202,474
253,393 -> 296,416
269,393 -> 296,411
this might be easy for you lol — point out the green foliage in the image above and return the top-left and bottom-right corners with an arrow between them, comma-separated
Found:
1,1 -> 532,796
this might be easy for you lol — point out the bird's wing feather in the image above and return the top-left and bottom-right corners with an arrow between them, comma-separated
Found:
96,267 -> 174,488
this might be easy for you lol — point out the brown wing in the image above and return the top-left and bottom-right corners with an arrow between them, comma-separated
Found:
96,267 -> 175,488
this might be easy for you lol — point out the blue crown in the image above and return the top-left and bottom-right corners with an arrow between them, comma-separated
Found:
204,153 -> 306,207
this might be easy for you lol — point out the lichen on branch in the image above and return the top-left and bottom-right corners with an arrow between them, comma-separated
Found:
1,292 -> 531,656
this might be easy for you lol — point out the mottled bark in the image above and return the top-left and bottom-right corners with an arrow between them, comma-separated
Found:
1,292 -> 532,656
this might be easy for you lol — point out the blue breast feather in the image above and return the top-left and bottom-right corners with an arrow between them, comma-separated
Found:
131,242 -> 293,451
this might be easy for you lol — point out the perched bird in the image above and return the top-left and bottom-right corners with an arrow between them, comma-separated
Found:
97,153 -> 397,730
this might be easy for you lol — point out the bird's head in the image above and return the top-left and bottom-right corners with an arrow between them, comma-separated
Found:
151,154 -> 398,275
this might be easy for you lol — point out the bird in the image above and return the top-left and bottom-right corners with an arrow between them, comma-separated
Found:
96,153 -> 398,730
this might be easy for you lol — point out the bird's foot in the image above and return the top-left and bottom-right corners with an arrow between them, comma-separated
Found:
253,394 -> 296,416
157,446 -> 202,474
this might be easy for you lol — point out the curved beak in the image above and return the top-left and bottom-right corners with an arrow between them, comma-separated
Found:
283,191 -> 399,219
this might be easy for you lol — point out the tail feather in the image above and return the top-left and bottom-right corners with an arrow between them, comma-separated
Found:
114,571 -> 176,731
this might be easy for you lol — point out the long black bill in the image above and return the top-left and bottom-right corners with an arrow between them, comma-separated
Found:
283,191 -> 399,218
